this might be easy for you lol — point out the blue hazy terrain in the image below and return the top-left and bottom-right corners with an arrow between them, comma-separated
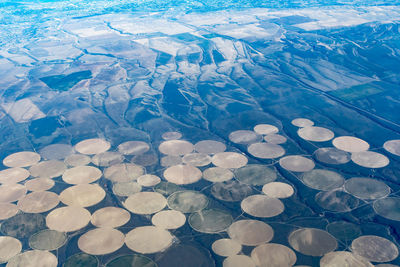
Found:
1,1 -> 400,266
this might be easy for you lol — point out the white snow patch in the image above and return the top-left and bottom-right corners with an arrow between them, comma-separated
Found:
2,99 -> 46,123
